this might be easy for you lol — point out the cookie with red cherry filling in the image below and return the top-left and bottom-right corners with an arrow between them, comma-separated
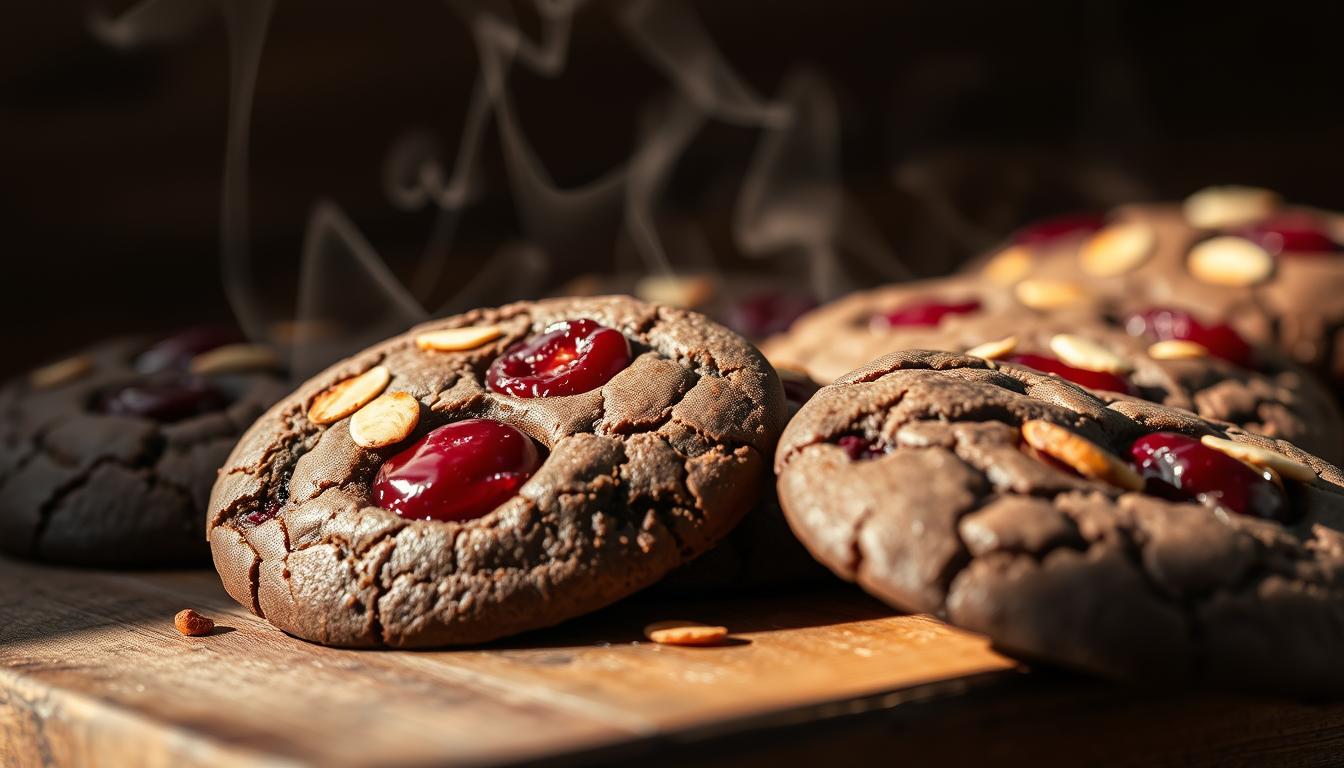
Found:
762,275 -> 1344,463
776,349 -> 1344,695
0,328 -> 285,566
208,296 -> 786,647
969,188 -> 1344,389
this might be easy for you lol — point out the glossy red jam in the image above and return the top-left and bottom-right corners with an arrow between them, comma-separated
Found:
837,435 -> 884,460
1013,213 -> 1106,245
1124,308 -> 1254,369
95,374 -> 227,422
373,419 -> 542,522
136,326 -> 244,373
1128,432 -> 1291,522
726,292 -> 816,338
874,299 -> 981,329
245,499 -> 283,526
1234,212 -> 1341,256
487,319 -> 631,398
1005,353 -> 1137,395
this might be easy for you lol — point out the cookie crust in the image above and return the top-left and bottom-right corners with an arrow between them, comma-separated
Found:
207,296 -> 785,647
776,350 -> 1344,694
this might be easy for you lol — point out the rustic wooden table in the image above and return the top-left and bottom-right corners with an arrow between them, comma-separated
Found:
2,557 -> 1342,767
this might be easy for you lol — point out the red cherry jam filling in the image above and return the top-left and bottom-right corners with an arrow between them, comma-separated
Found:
726,291 -> 816,338
1128,432 -> 1292,522
487,319 -> 631,398
1124,307 -> 1254,369
1005,353 -> 1137,395
245,498 -> 284,526
874,299 -> 981,329
94,373 -> 227,422
837,434 -> 884,460
1233,212 -> 1342,256
136,326 -> 244,374
1014,213 -> 1106,245
373,419 -> 542,523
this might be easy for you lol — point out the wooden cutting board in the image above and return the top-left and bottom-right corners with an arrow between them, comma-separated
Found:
2,557 -> 1343,767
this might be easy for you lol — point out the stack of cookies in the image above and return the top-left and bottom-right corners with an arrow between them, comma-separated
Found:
4,185 -> 1343,697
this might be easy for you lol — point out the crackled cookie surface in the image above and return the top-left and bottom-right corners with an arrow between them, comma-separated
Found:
968,190 -> 1344,387
764,276 -> 1344,463
659,368 -> 835,593
776,350 -> 1344,694
0,330 -> 285,566
208,296 -> 785,647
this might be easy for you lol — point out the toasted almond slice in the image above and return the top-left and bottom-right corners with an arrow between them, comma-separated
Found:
350,391 -> 421,449
1187,236 -> 1274,287
1014,278 -> 1086,311
1049,334 -> 1132,374
965,335 -> 1018,360
1183,185 -> 1280,229
415,326 -> 503,352
1147,339 -> 1209,361
29,355 -> 92,390
1021,419 -> 1143,491
634,274 -> 716,309
1262,465 -> 1285,489
1199,434 -> 1315,483
189,343 -> 278,375
643,620 -> 730,647
308,366 -> 390,426
982,246 -> 1032,285
1079,221 -> 1155,277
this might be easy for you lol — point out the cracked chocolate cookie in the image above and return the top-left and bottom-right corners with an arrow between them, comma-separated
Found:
968,189 -> 1344,390
0,329 -> 286,566
776,350 -> 1344,694
659,368 -> 836,593
763,276 -> 1344,463
208,296 -> 786,647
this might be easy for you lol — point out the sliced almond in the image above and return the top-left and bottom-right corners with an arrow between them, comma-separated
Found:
1079,221 -> 1155,277
1188,236 -> 1274,287
982,246 -> 1032,285
1049,334 -> 1132,374
965,335 -> 1018,361
349,391 -> 421,449
643,620 -> 729,647
1014,278 -> 1087,311
1199,434 -> 1315,483
1183,185 -> 1280,229
189,343 -> 278,375
1021,419 -> 1143,491
634,274 -> 716,309
415,326 -> 503,352
308,366 -> 390,425
1147,339 -> 1208,361
29,355 -> 92,390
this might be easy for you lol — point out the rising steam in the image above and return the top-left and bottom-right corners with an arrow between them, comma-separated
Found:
90,0 -> 903,378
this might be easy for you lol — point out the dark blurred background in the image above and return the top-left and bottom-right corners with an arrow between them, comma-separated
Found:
3,0 -> 1343,376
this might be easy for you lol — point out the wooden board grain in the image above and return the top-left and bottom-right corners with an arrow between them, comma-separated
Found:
0,558 -> 1017,767
5,557 -> 1344,767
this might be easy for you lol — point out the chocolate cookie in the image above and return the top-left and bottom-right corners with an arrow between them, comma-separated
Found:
764,276 -> 1344,463
659,368 -> 836,593
968,188 -> 1344,389
208,296 -> 786,647
0,330 -> 286,566
776,350 -> 1344,694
